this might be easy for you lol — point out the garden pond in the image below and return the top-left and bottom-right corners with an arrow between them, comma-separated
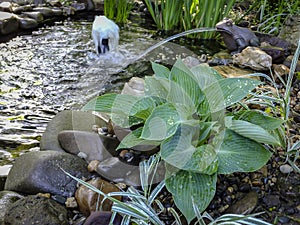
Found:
0,14 -> 220,165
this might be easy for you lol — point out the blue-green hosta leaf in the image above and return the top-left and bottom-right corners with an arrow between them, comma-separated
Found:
203,78 -> 261,112
129,96 -> 156,120
216,129 -> 272,174
190,64 -> 223,89
82,93 -> 117,112
161,124 -> 217,174
168,59 -> 206,110
144,76 -> 170,99
117,127 -> 160,151
227,119 -> 280,146
141,103 -> 180,140
151,61 -> 170,78
165,166 -> 217,223
234,110 -> 284,130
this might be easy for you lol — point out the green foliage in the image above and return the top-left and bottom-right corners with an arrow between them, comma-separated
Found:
82,58 -> 284,222
143,0 -> 236,38
248,0 -> 300,34
104,0 -> 133,23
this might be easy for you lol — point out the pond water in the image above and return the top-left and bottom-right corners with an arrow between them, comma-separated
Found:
0,15 -> 219,165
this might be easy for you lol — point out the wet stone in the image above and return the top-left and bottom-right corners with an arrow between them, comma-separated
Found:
0,191 -> 23,224
3,195 -> 70,225
225,191 -> 258,214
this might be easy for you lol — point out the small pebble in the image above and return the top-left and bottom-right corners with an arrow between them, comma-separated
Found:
279,164 -> 293,174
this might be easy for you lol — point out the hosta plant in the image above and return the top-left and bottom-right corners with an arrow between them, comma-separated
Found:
82,58 -> 284,223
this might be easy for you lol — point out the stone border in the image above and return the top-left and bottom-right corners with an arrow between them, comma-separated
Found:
0,0 -> 103,42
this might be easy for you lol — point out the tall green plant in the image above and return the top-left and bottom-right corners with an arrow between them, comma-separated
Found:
82,58 -> 284,222
143,0 -> 236,38
104,0 -> 133,23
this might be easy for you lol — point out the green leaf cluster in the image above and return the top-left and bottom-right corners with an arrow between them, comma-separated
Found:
82,58 -> 283,223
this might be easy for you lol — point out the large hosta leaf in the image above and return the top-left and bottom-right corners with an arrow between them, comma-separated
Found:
117,127 -> 160,151
216,129 -> 272,174
141,103 -> 180,140
151,61 -> 170,78
168,59 -> 206,110
226,119 -> 280,146
203,78 -> 261,112
144,76 -> 170,99
190,64 -> 223,89
234,110 -> 284,130
161,124 -> 217,174
82,93 -> 118,112
165,166 -> 217,223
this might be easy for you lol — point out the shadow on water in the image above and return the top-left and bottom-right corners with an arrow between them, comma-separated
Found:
0,15 -> 221,164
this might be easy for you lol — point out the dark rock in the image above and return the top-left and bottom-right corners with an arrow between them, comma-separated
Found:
17,16 -> 38,29
71,3 -> 86,11
22,11 -> 43,23
84,211 -> 122,225
3,195 -> 70,225
278,15 -> 300,47
12,5 -> 33,14
96,156 -> 141,186
40,110 -> 107,152
0,12 -> 19,35
283,55 -> 300,72
0,191 -> 24,224
263,194 -> 281,208
75,177 -> 121,216
57,130 -> 112,162
225,191 -> 258,214
4,150 -> 91,197
0,165 -> 12,191
32,7 -> 55,17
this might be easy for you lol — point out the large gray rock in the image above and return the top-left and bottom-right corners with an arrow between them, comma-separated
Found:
40,110 -> 107,152
58,130 -> 115,162
0,191 -> 23,224
4,151 -> 91,197
0,12 -> 19,35
3,195 -> 70,225
17,16 -> 38,29
21,11 -> 43,23
0,2 -> 13,12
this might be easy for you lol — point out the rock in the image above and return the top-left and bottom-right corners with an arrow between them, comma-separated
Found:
71,3 -> 86,11
32,7 -> 55,17
279,164 -> 293,174
0,165 -> 12,191
22,11 -> 43,23
57,130 -> 113,163
84,211 -> 122,225
62,6 -> 76,16
3,195 -> 70,225
272,64 -> 290,77
96,156 -> 141,186
0,12 -> 19,35
75,177 -> 121,216
279,15 -> 300,47
182,56 -> 201,68
225,191 -> 258,214
0,191 -> 24,224
12,5 -> 33,14
0,2 -> 13,12
213,65 -> 256,78
40,110 -> 107,152
17,16 -> 38,29
51,7 -> 63,16
121,77 -> 145,96
283,55 -> 300,72
262,194 -> 281,208
4,150 -> 91,197
77,0 -> 95,11
233,46 -> 272,71
259,43 -> 286,64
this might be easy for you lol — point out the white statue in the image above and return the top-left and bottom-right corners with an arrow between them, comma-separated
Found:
92,15 -> 119,54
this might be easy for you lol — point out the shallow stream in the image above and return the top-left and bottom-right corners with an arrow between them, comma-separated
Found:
0,15 -> 218,165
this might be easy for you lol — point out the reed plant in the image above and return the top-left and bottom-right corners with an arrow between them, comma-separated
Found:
143,0 -> 236,38
104,0 -> 133,23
